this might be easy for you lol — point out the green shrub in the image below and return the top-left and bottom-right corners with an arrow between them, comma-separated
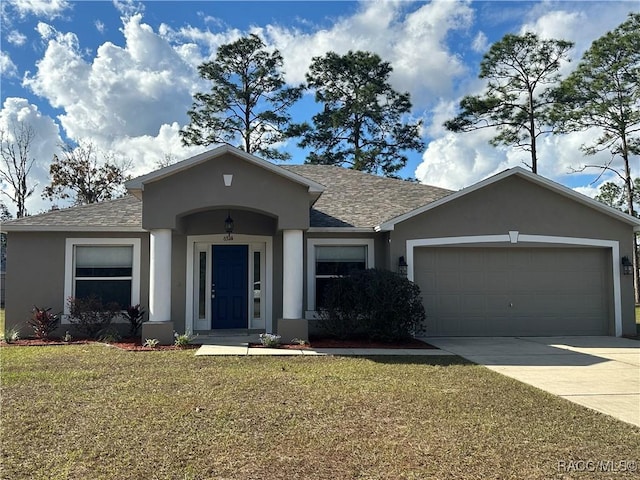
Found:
319,268 -> 426,342
3,327 -> 20,343
98,327 -> 122,343
174,331 -> 196,348
67,296 -> 119,339
28,306 -> 60,339
143,338 -> 160,348
259,333 -> 281,347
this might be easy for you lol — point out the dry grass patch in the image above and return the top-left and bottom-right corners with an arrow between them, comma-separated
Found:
1,345 -> 638,480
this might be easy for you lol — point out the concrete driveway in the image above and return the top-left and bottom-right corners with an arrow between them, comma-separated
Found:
423,336 -> 640,427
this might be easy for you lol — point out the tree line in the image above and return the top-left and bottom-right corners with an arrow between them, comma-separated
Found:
1,13 -> 638,219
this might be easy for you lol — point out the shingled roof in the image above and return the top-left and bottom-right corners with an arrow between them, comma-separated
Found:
283,165 -> 453,228
1,165 -> 453,231
1,195 -> 143,231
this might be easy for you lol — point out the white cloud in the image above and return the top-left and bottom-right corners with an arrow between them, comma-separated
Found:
0,52 -> 18,78
471,31 -> 488,53
264,0 -> 475,102
23,15 -> 198,149
0,98 -> 62,215
416,129 -> 511,190
113,0 -> 144,18
573,184 -> 601,200
158,22 -> 240,65
109,122 -> 206,177
4,0 -> 70,19
95,20 -> 106,34
520,9 -> 583,40
521,2 -> 636,60
7,30 -> 27,46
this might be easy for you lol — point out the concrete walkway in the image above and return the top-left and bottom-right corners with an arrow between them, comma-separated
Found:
194,334 -> 455,356
195,343 -> 454,357
424,336 -> 640,428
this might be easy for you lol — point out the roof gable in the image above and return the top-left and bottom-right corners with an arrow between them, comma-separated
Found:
125,145 -> 325,201
376,167 -> 640,231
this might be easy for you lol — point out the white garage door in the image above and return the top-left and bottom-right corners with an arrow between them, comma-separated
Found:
414,247 -> 611,336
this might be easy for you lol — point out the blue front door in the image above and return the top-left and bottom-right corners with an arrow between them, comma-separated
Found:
212,245 -> 248,329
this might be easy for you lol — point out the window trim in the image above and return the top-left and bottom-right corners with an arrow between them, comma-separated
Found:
306,238 -> 374,313
64,238 -> 141,320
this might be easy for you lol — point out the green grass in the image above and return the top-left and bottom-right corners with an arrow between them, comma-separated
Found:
636,305 -> 640,324
1,346 -> 638,480
0,307 -> 5,336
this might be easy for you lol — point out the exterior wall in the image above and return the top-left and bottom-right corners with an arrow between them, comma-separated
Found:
179,209 -> 277,236
375,232 -> 391,271
142,153 -> 311,230
5,231 -> 150,337
390,175 -> 636,335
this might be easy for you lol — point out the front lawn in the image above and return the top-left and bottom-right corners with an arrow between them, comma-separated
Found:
1,346 -> 638,480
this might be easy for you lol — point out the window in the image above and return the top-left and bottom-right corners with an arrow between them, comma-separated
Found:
197,251 -> 207,320
315,246 -> 367,308
253,250 -> 261,319
64,238 -> 141,316
74,245 -> 133,308
307,239 -> 374,312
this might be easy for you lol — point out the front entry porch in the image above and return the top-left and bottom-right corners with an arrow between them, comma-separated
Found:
186,234 -> 272,334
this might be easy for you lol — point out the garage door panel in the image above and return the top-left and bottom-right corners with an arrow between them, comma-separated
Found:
485,272 -> 511,292
460,272 -> 485,291
460,294 -> 486,313
485,294 -> 510,314
459,250 -> 486,269
416,247 -> 610,336
437,272 -> 462,291
507,250 -> 532,269
485,250 -> 510,270
510,294 -> 546,314
437,294 -> 462,314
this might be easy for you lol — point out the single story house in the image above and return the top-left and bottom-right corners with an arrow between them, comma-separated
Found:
3,145 -> 639,342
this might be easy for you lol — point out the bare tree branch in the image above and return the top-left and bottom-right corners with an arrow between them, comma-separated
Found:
0,121 -> 37,218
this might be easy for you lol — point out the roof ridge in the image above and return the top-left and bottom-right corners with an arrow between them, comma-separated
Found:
283,164 -> 454,193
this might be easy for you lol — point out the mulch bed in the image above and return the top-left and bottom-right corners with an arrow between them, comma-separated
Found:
0,338 -> 198,351
2,337 -> 437,351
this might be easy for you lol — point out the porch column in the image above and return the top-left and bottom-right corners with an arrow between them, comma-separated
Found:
143,228 -> 174,344
280,229 -> 307,340
282,229 -> 304,319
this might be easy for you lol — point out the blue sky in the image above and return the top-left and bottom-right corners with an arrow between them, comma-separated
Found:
0,0 -> 637,215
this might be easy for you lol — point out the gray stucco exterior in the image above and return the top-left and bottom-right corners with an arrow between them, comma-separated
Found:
2,146 -> 638,340
5,232 -> 150,337
388,172 -> 636,337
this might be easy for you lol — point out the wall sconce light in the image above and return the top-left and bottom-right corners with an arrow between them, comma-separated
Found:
224,211 -> 234,241
398,256 -> 408,277
621,256 -> 633,275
